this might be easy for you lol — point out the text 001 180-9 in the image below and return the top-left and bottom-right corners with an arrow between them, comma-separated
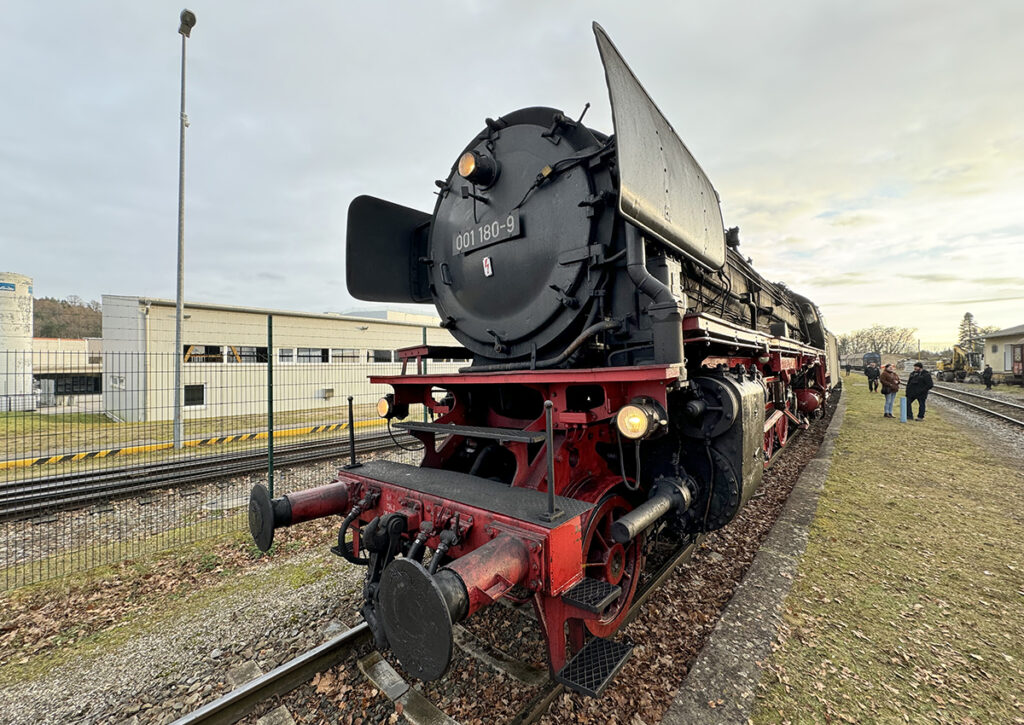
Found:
452,211 -> 522,255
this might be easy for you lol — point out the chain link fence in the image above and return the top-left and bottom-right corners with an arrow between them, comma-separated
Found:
1,313 -> 464,591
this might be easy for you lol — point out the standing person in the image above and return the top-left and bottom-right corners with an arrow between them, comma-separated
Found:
880,363 -> 900,418
845,362 -> 851,376
905,362 -> 934,421
866,362 -> 880,392
983,364 -> 993,390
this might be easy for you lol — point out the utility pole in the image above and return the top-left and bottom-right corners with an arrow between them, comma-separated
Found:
173,9 -> 196,449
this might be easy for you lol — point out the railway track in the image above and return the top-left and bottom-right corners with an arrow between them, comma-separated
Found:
931,384 -> 1024,428
169,532 -> 705,725
0,431 -> 410,522
164,403 -> 831,725
169,623 -> 374,725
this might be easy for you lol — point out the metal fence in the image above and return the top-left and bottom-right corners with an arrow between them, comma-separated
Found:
1,315 -> 462,590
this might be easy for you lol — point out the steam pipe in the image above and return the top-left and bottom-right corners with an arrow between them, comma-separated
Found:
611,477 -> 692,544
461,318 -> 621,373
625,225 -> 673,304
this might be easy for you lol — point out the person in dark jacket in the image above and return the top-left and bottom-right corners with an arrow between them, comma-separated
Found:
865,362 -> 880,392
880,364 -> 900,417
983,364 -> 993,390
905,363 -> 934,420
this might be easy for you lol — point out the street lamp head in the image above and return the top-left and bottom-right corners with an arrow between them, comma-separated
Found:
179,9 -> 196,37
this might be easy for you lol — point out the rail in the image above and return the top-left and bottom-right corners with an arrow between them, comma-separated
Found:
0,432 -> 409,522
168,622 -> 372,725
931,385 -> 1024,428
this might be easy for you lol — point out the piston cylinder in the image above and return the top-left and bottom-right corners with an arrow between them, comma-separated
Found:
611,477 -> 692,543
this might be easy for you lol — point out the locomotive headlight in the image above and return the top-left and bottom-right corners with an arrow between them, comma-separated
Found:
458,152 -> 477,178
615,399 -> 667,440
376,394 -> 408,420
616,405 -> 651,439
457,151 -> 498,187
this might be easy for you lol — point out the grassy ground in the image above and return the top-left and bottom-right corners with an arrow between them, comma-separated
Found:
753,379 -> 1024,723
997,385 -> 1024,399
0,517 -> 344,687
0,402 -> 393,460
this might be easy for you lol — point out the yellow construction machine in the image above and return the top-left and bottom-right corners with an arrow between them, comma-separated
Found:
935,345 -> 983,383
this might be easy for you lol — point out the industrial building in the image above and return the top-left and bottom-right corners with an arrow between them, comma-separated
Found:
101,296 -> 463,423
33,337 -> 103,403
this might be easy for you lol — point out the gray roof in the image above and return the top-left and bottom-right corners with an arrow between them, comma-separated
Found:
985,323 -> 1024,339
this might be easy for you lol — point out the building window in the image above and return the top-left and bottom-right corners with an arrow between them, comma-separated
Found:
184,345 -> 223,363
50,375 -> 102,395
278,348 -> 294,364
992,344 -> 998,353
368,349 -> 393,363
331,348 -> 360,363
227,346 -> 268,363
1007,348 -> 1013,370
184,384 -> 205,407
298,347 -> 330,363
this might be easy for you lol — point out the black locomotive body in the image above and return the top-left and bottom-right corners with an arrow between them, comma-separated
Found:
249,23 -> 839,697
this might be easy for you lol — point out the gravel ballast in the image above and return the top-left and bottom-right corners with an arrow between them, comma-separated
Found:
3,549 -> 365,725
3,397 -> 847,724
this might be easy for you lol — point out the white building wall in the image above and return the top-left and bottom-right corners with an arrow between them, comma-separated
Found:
986,334 -> 1023,375
102,296 -> 464,423
101,295 -> 148,422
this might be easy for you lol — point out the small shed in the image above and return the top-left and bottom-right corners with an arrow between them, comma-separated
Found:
983,323 -> 1024,378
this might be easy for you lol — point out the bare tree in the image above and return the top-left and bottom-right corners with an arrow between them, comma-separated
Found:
840,324 -> 918,355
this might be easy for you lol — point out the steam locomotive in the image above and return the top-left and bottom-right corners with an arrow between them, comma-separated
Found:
249,23 -> 839,696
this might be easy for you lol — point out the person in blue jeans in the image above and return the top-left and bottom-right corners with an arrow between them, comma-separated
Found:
880,364 -> 901,418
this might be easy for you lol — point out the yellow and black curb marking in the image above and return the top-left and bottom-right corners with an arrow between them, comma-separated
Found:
1,418 -> 381,471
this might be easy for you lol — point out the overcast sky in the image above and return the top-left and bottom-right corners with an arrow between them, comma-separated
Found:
2,1 -> 1022,346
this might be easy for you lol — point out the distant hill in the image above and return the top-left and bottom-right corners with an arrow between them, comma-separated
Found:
33,297 -> 101,339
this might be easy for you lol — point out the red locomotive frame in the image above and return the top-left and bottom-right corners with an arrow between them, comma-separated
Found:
249,310 -> 836,690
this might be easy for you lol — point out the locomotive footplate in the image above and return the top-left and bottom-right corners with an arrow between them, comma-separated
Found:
343,459 -> 593,526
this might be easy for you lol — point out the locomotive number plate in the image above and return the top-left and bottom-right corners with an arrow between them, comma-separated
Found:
452,210 -> 522,255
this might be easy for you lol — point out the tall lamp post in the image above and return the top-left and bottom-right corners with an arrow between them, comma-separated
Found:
173,9 -> 196,449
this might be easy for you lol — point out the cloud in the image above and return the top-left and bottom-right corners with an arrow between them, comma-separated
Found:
805,272 -> 871,286
2,2 -> 1023,343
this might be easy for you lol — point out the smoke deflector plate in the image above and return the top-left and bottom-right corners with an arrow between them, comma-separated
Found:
594,22 -> 726,271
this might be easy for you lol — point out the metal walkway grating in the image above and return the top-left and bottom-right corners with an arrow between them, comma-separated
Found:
556,637 -> 633,697
562,577 -> 621,614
